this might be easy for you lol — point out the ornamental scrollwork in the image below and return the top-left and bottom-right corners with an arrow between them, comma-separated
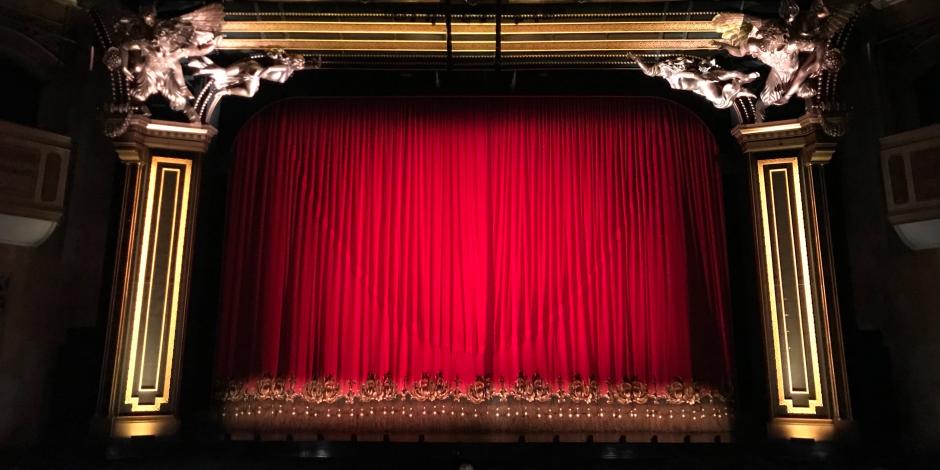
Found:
465,376 -> 493,404
255,375 -> 293,401
301,376 -> 341,404
664,379 -> 721,405
607,378 -> 650,405
359,372 -> 399,402
408,372 -> 454,402
566,375 -> 600,404
221,373 -> 728,407
221,379 -> 247,402
511,373 -> 554,403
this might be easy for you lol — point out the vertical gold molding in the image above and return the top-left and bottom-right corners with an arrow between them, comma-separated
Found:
756,159 -> 824,415
101,118 -> 215,438
123,158 -> 192,411
733,115 -> 852,441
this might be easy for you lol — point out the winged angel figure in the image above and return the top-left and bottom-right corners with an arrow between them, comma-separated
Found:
103,3 -> 224,121
189,50 -> 307,121
712,0 -> 866,107
630,54 -> 760,109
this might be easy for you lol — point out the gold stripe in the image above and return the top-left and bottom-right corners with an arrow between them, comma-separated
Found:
738,122 -> 804,135
224,11 -> 720,18
757,158 -> 824,415
766,169 -> 794,396
136,168 -> 174,392
124,156 -> 193,412
768,168 -> 811,395
217,38 -> 718,52
222,20 -> 717,35
789,158 -> 824,413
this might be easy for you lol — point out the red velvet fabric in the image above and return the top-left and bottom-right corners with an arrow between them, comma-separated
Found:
216,97 -> 732,391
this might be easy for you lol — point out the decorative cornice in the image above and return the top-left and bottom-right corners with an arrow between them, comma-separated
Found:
732,114 -> 837,164
110,117 -> 217,163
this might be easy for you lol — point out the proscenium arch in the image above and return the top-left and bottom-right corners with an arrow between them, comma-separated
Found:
186,74 -> 760,417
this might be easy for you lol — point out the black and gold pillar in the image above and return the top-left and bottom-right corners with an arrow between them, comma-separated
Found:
101,117 -> 215,438
733,115 -> 852,440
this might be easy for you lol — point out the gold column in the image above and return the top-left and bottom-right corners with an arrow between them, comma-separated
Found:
101,117 -> 216,438
733,115 -> 852,441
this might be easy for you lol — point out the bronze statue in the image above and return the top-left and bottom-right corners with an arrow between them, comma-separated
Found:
630,54 -> 760,109
105,3 -> 224,121
712,0 -> 863,107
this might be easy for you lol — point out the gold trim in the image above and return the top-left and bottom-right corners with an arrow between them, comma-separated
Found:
112,415 -> 179,438
224,11 -> 721,18
217,38 -> 718,52
757,158 -> 824,415
766,169 -> 791,394
222,20 -> 718,35
136,168 -> 174,392
738,122 -> 803,136
767,169 -> 811,395
221,375 -> 726,406
124,156 -> 192,412
144,122 -> 210,135
767,417 -> 835,441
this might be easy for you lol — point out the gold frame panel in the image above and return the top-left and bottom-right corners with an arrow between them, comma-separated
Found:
123,156 -> 193,412
756,157 -> 824,415
222,20 -> 718,35
218,19 -> 721,53
218,38 -> 717,52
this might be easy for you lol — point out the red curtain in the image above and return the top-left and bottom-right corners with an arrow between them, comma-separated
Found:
216,97 -> 733,393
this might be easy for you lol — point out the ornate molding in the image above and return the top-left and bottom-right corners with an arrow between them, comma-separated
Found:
110,117 -> 216,163
218,374 -> 732,442
732,114 -> 837,164
219,374 -> 727,406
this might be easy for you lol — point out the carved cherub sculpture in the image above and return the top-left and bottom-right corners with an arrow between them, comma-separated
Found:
630,54 -> 760,109
712,0 -> 863,107
105,3 -> 224,121
190,49 -> 306,98
189,49 -> 308,120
